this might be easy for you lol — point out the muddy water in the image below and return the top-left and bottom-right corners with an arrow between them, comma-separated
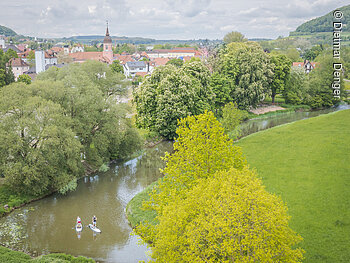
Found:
0,142 -> 173,263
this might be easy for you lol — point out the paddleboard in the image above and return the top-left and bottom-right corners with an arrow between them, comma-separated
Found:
88,224 -> 101,233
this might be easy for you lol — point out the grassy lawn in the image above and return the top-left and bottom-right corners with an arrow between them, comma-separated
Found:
236,109 -> 350,263
0,185 -> 37,216
0,246 -> 95,262
126,181 -> 158,227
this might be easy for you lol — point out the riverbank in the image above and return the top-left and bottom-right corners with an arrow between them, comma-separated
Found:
0,245 -> 95,262
0,161 -> 99,218
126,109 -> 350,263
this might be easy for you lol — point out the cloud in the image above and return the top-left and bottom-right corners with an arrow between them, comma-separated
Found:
0,0 -> 349,39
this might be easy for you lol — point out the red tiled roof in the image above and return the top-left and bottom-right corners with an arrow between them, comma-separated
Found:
114,54 -> 134,64
51,47 -> 64,53
8,58 -> 29,67
292,61 -> 319,68
135,72 -> 148,77
151,57 -> 169,66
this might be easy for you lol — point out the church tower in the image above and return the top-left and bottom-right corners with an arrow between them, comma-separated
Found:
103,21 -> 113,63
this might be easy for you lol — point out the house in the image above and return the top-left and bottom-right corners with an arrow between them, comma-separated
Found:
71,44 -> 84,53
123,61 -> 149,78
146,48 -> 199,59
292,60 -> 318,74
2,44 -> 21,53
7,58 -> 30,80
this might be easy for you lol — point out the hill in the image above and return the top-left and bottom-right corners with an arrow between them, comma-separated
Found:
0,25 -> 17,36
290,4 -> 349,35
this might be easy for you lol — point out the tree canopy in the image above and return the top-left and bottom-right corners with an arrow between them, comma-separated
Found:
223,31 -> 247,44
151,168 -> 304,263
0,49 -> 15,88
0,60 -> 142,195
133,61 -> 214,139
269,54 -> 291,103
137,111 -> 303,262
217,42 -> 274,109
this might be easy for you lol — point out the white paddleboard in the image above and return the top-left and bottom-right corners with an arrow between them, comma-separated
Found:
88,224 -> 101,233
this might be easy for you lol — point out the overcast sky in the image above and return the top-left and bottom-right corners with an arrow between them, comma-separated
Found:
0,0 -> 348,40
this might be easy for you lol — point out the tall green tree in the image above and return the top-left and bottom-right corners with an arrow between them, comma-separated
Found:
218,42 -> 274,109
36,61 -> 141,167
0,83 -> 83,195
283,67 -> 308,105
306,52 -> 344,108
0,49 -> 15,88
270,54 -> 291,103
223,31 -> 247,44
133,62 -> 214,139
110,60 -> 124,73
5,49 -> 18,59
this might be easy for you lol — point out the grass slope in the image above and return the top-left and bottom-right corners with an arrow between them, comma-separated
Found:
236,109 -> 350,263
0,246 -> 95,263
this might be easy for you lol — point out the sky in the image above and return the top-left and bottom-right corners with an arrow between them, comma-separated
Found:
0,0 -> 348,40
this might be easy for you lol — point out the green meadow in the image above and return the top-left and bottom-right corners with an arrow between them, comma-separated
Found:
236,109 -> 350,262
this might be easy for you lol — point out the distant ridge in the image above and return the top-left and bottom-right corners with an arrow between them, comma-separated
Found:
0,25 -> 17,36
290,4 -> 349,35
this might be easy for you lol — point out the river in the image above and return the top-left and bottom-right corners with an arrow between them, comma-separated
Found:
0,105 -> 348,262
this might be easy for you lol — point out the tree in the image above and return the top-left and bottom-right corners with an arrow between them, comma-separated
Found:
26,50 -> 35,67
166,58 -> 183,67
150,167 -> 304,263
35,61 -> 141,167
269,54 -> 291,103
0,49 -> 15,88
303,45 -> 324,61
221,102 -> 246,138
57,50 -> 73,64
5,48 -> 18,59
218,42 -> 274,110
143,111 -> 246,216
210,72 -> 231,115
133,63 -> 214,139
17,74 -> 31,84
0,83 -> 83,195
110,60 -> 124,73
223,31 -> 247,44
306,52 -> 344,108
283,67 -> 308,104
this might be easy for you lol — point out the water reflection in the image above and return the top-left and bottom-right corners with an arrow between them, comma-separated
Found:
239,105 -> 349,138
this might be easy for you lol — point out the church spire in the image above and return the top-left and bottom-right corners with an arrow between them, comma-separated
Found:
106,20 -> 109,36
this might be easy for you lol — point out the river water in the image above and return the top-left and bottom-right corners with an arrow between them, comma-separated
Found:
0,105 -> 348,262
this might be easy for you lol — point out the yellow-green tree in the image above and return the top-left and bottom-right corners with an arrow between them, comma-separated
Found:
145,111 -> 246,214
150,167 -> 304,262
138,111 -> 246,243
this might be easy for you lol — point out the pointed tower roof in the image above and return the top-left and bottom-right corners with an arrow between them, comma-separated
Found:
103,21 -> 112,44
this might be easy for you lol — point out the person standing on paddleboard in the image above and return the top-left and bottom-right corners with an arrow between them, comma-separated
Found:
77,216 -> 81,224
92,215 -> 97,227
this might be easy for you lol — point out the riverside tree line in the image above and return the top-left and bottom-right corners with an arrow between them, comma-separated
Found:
134,38 -> 346,139
0,61 -> 142,196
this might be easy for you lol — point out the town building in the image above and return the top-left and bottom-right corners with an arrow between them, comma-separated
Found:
292,60 -> 318,74
7,58 -> 30,80
123,61 -> 149,78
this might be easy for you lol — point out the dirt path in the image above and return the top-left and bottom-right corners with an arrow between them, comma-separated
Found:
250,105 -> 286,115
